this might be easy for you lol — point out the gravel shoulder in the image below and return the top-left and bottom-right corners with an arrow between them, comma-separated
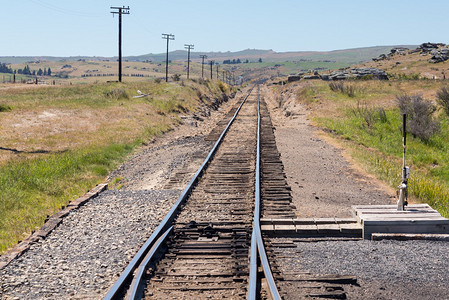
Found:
0,91 -> 242,299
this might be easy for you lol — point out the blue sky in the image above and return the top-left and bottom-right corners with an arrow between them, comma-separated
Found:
2,0 -> 448,56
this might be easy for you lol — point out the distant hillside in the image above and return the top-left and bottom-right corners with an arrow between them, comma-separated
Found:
126,46 -> 418,63
126,49 -> 277,62
0,56 -> 108,64
0,45 -> 417,65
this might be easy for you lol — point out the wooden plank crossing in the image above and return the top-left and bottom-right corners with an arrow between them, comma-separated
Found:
260,218 -> 362,238
352,204 -> 449,239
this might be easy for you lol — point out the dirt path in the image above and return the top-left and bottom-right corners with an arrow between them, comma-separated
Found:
262,85 -> 396,218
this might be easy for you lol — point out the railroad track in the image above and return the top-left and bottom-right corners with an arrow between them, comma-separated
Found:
104,86 -> 281,299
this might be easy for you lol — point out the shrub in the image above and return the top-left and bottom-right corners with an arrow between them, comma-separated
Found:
171,74 -> 181,82
344,84 -> 356,97
198,78 -> 208,85
360,74 -> 374,80
217,81 -> 227,93
0,104 -> 12,112
377,107 -> 388,123
154,78 -> 162,84
105,88 -> 129,100
396,94 -> 440,141
329,81 -> 356,97
352,100 -> 377,129
329,81 -> 344,92
436,86 -> 449,117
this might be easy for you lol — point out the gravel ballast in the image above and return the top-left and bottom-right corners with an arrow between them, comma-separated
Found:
273,238 -> 449,299
0,189 -> 179,299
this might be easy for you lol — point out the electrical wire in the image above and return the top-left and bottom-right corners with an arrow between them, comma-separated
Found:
27,0 -> 103,18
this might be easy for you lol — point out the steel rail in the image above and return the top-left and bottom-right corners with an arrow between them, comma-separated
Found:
104,86 -> 255,300
248,85 -> 281,300
125,227 -> 173,300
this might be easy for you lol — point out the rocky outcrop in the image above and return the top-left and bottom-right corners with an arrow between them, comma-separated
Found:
328,68 -> 388,80
429,48 -> 449,63
373,47 -> 409,61
372,43 -> 449,64
288,67 -> 388,81
390,47 -> 409,55
418,42 -> 446,53
373,54 -> 386,62
287,75 -> 301,82
302,75 -> 320,80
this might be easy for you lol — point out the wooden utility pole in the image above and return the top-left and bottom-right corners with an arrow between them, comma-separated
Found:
200,55 -> 207,79
209,60 -> 214,80
162,33 -> 175,82
111,6 -> 130,82
184,44 -> 194,79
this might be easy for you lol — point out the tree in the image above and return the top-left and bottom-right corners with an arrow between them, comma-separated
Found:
47,67 -> 52,76
258,58 -> 263,63
43,68 -> 47,76
37,68 -> 43,76
0,63 -> 13,73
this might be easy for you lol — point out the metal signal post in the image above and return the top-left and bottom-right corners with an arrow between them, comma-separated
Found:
162,33 -> 175,82
398,114 -> 409,211
111,6 -> 130,82
200,55 -> 207,78
184,44 -> 194,79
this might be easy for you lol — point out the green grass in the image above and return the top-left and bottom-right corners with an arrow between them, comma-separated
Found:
307,80 -> 449,217
0,143 -> 135,252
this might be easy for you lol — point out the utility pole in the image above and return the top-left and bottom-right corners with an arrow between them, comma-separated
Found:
111,6 -> 130,82
216,64 -> 219,80
162,33 -> 175,82
184,44 -> 194,80
209,60 -> 214,80
200,55 -> 207,78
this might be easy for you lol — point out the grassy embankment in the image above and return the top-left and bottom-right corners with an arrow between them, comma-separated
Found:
289,79 -> 449,217
0,79 -> 232,253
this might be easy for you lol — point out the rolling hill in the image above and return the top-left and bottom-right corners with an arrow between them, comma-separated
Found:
0,45 -> 417,65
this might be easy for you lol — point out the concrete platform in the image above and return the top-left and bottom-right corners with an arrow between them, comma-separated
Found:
352,204 -> 449,239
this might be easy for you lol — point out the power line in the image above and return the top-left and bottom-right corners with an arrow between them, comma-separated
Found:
200,55 -> 207,79
28,0 -> 101,17
111,6 -> 130,82
184,44 -> 194,80
162,33 -> 175,82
